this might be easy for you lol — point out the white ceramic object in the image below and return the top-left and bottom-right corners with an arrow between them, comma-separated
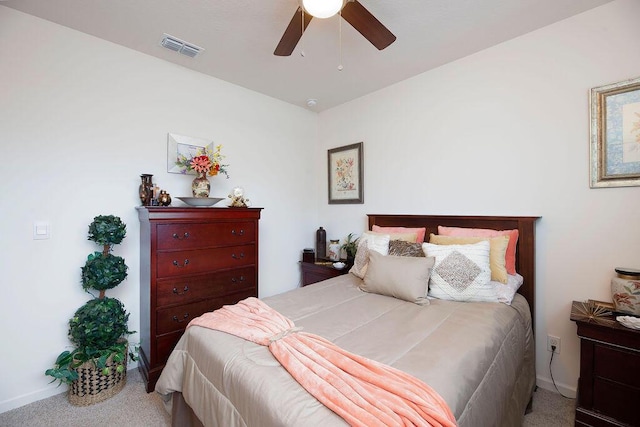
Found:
176,197 -> 224,207
333,262 -> 346,270
616,316 -> 640,330
611,277 -> 640,316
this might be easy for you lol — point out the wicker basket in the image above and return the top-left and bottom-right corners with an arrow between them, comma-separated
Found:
68,353 -> 127,406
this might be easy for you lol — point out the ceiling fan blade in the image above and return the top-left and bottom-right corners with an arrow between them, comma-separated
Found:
341,1 -> 396,50
274,8 -> 313,56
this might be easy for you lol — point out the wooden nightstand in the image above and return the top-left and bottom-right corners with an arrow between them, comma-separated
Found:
570,301 -> 640,426
300,261 -> 349,286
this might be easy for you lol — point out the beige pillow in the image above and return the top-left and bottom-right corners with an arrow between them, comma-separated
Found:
428,234 -> 509,284
349,231 -> 390,279
362,251 -> 435,305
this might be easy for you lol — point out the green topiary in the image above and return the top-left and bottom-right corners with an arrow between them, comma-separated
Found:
88,215 -> 126,247
46,215 -> 137,387
69,298 -> 131,349
81,252 -> 128,292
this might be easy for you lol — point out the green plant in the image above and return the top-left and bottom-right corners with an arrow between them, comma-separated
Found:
341,233 -> 359,260
46,215 -> 137,386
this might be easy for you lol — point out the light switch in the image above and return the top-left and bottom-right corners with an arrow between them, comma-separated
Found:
33,221 -> 50,240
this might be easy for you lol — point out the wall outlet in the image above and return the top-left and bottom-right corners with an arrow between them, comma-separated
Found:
547,335 -> 561,354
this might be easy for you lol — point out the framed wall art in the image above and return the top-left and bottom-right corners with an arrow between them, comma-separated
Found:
167,133 -> 213,175
328,142 -> 363,204
590,76 -> 640,188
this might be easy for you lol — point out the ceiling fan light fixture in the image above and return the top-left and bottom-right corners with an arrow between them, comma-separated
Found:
300,0 -> 344,19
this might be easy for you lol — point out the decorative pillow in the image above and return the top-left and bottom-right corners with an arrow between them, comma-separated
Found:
438,226 -> 519,275
422,241 -> 496,302
349,231 -> 390,279
429,234 -> 509,284
372,226 -> 427,243
362,251 -> 434,305
492,273 -> 524,305
388,240 -> 426,257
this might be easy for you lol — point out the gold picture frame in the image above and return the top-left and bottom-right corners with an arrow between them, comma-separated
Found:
590,76 -> 640,188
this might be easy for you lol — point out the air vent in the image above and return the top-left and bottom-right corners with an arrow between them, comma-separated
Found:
160,34 -> 204,58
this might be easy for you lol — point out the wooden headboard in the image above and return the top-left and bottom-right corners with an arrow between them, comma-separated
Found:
368,214 -> 540,327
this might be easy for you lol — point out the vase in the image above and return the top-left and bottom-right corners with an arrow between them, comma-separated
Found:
192,172 -> 210,198
139,174 -> 153,206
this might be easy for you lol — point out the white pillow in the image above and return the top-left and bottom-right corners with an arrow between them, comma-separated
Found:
492,273 -> 524,305
422,241 -> 495,302
349,231 -> 390,279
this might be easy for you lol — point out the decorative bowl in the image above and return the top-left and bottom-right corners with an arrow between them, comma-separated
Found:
617,316 -> 640,330
333,262 -> 346,270
176,197 -> 224,207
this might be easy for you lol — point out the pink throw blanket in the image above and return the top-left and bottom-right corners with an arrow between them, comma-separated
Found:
188,297 -> 457,427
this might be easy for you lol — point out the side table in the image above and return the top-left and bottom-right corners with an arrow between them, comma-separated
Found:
300,261 -> 349,286
570,300 -> 640,426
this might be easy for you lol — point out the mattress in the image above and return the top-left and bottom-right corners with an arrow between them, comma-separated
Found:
156,273 -> 535,427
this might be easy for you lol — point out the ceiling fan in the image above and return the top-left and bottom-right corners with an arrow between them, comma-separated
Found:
274,0 -> 396,56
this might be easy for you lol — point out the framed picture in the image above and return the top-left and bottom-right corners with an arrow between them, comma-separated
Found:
328,142 -> 363,204
590,76 -> 640,188
167,133 -> 214,175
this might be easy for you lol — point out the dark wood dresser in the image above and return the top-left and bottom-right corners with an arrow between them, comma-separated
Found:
137,206 -> 262,392
570,301 -> 640,426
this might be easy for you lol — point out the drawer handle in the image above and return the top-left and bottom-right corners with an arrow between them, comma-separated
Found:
231,276 -> 245,283
232,253 -> 245,260
231,229 -> 245,236
172,313 -> 189,323
172,286 -> 189,295
172,232 -> 190,240
172,259 -> 190,267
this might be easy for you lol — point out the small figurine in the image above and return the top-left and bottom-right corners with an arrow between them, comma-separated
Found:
228,187 -> 250,208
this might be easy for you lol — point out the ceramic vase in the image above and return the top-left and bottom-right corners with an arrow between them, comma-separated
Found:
611,278 -> 640,315
192,172 -> 210,198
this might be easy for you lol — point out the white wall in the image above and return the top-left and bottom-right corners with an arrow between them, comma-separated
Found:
0,6 -> 318,412
316,0 -> 640,396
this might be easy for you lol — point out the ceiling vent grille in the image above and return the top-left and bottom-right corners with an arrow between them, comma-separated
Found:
160,34 -> 204,58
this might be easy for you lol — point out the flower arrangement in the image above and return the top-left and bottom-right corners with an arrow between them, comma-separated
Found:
175,144 -> 229,178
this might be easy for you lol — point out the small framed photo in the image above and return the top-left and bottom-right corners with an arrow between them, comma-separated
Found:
328,142 -> 363,204
590,76 -> 640,188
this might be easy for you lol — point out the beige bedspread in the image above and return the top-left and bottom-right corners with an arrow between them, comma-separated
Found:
156,273 -> 535,427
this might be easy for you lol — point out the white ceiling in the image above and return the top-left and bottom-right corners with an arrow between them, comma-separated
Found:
2,0 -> 613,111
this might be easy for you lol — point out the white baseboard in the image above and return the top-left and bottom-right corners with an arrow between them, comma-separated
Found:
0,365 -> 139,415
536,374 -> 577,398
0,385 -> 67,414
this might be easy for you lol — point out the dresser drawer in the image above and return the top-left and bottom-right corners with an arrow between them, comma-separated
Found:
157,244 -> 256,278
156,289 -> 257,335
156,266 -> 256,307
157,222 -> 255,250
594,344 -> 640,388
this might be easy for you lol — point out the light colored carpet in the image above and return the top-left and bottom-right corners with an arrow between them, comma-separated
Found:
0,371 -> 574,427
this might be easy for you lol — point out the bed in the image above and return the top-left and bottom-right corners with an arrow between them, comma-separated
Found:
155,214 -> 539,427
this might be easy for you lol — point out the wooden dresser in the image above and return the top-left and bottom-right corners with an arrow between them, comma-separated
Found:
137,206 -> 262,392
570,301 -> 640,426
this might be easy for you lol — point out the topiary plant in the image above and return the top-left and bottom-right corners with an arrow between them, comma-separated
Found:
46,215 -> 136,387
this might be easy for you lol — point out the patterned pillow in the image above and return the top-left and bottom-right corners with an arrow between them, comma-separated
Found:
429,234 -> 509,283
388,240 -> 425,257
349,231 -> 391,279
422,241 -> 496,302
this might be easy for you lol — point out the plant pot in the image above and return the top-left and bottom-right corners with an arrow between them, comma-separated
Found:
68,353 -> 127,406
